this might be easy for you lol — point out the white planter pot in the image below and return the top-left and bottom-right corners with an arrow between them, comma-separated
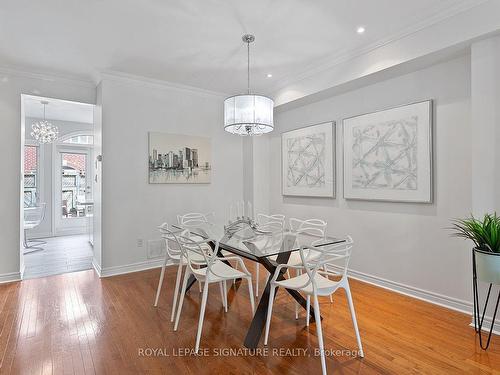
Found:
475,248 -> 500,285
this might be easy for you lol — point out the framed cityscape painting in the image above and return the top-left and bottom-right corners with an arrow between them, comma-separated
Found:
343,100 -> 432,202
282,121 -> 335,197
148,132 -> 211,184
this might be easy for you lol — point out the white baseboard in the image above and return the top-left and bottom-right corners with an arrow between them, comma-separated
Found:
0,271 -> 21,284
92,258 -> 102,277
345,267 -> 472,314
100,258 -> 169,278
469,317 -> 500,336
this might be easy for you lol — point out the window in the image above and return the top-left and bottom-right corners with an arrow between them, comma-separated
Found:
61,135 -> 93,145
24,145 -> 39,207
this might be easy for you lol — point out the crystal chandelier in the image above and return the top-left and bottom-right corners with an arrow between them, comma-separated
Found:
31,100 -> 59,143
224,34 -> 274,136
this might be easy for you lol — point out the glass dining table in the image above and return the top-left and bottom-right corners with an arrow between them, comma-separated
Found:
173,220 -> 344,349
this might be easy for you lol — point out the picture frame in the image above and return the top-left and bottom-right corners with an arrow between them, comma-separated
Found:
281,121 -> 335,198
343,100 -> 432,202
148,132 -> 212,184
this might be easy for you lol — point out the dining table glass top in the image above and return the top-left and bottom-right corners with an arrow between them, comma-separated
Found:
173,220 -> 344,260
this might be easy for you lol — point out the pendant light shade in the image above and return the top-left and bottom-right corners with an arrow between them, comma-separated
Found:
224,34 -> 274,136
224,94 -> 274,135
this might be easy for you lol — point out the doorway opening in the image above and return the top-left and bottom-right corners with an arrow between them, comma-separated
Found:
21,95 -> 96,279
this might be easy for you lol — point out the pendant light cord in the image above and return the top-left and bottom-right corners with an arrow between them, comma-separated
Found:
247,40 -> 250,94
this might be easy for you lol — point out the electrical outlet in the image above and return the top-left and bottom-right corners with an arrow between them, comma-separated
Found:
147,239 -> 166,259
137,238 -> 144,248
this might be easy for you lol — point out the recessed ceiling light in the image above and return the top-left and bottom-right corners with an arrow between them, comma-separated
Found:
357,26 -> 365,34
266,73 -> 273,78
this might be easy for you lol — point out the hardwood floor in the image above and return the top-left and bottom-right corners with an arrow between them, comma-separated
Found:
23,235 -> 93,280
0,266 -> 498,374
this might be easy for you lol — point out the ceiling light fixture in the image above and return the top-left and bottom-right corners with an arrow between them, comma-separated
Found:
357,26 -> 365,34
224,34 -> 274,136
31,100 -> 59,143
267,73 -> 273,78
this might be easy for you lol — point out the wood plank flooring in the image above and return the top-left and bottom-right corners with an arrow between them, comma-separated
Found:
23,235 -> 93,279
0,266 -> 498,374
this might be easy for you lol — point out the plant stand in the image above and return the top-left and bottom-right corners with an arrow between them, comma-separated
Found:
472,250 -> 500,350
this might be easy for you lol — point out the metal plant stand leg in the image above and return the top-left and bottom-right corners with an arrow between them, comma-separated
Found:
472,251 -> 500,350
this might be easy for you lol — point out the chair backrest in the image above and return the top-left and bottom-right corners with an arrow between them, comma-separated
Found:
289,218 -> 327,244
257,214 -> 285,232
177,212 -> 214,227
176,233 -> 226,279
298,236 -> 354,291
158,223 -> 188,259
24,203 -> 46,225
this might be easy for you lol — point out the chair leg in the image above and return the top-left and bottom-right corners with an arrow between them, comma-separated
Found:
195,282 -> 209,353
233,262 -> 239,287
345,284 -> 364,357
154,261 -> 167,307
223,281 -> 228,312
264,285 -> 277,346
23,229 -> 28,248
295,269 -> 301,320
255,264 -> 260,297
313,295 -> 327,375
306,295 -> 310,327
174,269 -> 191,331
323,265 -> 333,303
247,277 -> 255,314
170,263 -> 184,322
219,282 -> 226,310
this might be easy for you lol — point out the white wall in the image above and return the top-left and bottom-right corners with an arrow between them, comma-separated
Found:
0,71 -> 95,282
260,55 -> 473,309
99,76 -> 244,271
24,117 -> 93,238
470,36 -> 500,331
471,36 -> 500,216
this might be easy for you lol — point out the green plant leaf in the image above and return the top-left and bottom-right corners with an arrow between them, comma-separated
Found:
449,213 -> 500,253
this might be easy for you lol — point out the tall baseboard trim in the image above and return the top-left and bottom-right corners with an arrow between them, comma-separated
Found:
0,271 -> 21,284
100,258 -> 170,278
345,267 -> 472,314
469,317 -> 500,336
92,259 -> 102,277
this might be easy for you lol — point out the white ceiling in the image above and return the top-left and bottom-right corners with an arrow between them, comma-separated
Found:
24,96 -> 94,124
0,0 -> 483,95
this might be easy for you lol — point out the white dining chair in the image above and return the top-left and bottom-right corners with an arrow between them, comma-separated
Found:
277,218 -> 332,317
154,223 -> 205,322
255,214 -> 286,297
23,203 -> 47,253
173,233 -> 255,352
264,236 -> 364,375
177,212 -> 220,291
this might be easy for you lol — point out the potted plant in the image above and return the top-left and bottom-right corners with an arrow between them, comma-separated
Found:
451,213 -> 500,284
450,213 -> 500,350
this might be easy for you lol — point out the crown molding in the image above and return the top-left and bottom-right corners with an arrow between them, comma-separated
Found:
0,65 -> 96,88
99,70 -> 228,99
270,0 -> 489,94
